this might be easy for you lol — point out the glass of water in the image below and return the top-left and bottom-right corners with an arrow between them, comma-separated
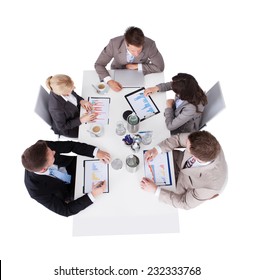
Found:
141,131 -> 153,145
116,121 -> 126,136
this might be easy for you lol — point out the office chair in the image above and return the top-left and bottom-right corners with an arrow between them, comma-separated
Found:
199,81 -> 226,130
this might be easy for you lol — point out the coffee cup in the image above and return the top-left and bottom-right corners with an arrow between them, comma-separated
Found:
90,124 -> 103,137
97,82 -> 108,94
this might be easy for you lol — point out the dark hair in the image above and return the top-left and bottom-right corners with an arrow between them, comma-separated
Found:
188,131 -> 221,161
124,26 -> 144,47
21,140 -> 48,172
171,73 -> 207,113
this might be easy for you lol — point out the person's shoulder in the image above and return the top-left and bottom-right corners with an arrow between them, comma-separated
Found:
110,35 -> 124,43
144,36 -> 155,44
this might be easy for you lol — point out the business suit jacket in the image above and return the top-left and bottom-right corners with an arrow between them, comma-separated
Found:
157,82 -> 205,134
95,36 -> 165,80
157,133 -> 228,209
48,91 -> 83,138
24,141 -> 96,217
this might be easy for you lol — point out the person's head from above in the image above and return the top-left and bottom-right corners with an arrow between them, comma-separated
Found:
171,73 -> 207,107
186,131 -> 221,163
46,74 -> 75,96
21,140 -> 55,173
124,26 -> 144,57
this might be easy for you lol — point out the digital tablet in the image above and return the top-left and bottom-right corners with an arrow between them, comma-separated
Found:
83,160 -> 109,193
124,87 -> 160,121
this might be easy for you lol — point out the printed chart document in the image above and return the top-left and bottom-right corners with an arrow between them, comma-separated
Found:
143,151 -> 172,186
88,97 -> 110,124
83,160 -> 109,193
125,88 -> 160,121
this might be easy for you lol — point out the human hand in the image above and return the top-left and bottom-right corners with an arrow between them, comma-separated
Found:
144,86 -> 159,96
96,149 -> 111,164
80,112 -> 97,123
108,80 -> 122,92
80,100 -> 93,111
166,99 -> 174,108
140,177 -> 158,193
125,63 -> 138,70
91,180 -> 106,197
144,147 -> 158,162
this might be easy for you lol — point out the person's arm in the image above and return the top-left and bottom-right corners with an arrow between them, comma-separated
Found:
158,133 -> 190,153
144,82 -> 172,96
159,187 -> 219,210
164,103 -> 197,131
32,192 -> 94,217
94,39 -> 114,81
49,106 -> 81,132
141,40 -> 164,75
46,140 -> 96,158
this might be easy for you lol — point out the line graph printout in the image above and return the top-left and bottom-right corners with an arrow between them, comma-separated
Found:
143,151 -> 172,186
83,160 -> 109,193
125,88 -> 160,121
88,97 -> 110,124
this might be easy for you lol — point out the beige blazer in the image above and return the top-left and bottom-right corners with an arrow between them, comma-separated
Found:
158,133 -> 228,209
94,36 -> 164,80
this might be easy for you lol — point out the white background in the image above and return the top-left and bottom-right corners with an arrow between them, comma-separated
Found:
0,0 -> 252,279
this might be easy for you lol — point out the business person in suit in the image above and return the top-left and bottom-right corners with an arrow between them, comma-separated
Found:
140,131 -> 227,209
46,74 -> 97,138
144,73 -> 208,134
21,140 -> 111,217
95,26 -> 165,92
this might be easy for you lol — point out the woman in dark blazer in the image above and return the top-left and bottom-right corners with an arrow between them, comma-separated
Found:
46,74 -> 97,138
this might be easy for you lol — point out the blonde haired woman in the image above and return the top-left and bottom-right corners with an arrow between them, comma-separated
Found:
46,74 -> 97,138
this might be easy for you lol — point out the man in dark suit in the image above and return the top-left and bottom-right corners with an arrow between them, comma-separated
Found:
21,140 -> 111,217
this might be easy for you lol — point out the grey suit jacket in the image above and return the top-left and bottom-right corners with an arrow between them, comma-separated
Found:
48,91 -> 83,138
157,82 -> 205,134
95,36 -> 164,80
158,133 -> 228,209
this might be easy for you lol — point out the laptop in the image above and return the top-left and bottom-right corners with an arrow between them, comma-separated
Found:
114,69 -> 144,88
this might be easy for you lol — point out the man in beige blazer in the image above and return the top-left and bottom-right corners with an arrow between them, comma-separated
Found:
141,131 -> 228,209
94,26 -> 164,92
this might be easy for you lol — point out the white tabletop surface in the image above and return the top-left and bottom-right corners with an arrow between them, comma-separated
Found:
73,70 -> 179,236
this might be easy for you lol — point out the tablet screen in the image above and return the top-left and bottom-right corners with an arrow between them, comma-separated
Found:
124,88 -> 160,121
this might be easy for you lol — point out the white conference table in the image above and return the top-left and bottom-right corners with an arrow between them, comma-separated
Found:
73,70 -> 179,236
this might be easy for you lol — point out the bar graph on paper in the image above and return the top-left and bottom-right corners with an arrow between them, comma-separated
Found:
88,97 -> 110,124
143,151 -> 172,186
125,89 -> 159,120
83,160 -> 109,193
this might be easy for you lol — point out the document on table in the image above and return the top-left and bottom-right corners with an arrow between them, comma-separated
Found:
88,97 -> 110,124
143,151 -> 172,186
83,160 -> 109,193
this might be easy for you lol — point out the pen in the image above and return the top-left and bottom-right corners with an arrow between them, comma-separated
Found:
138,130 -> 152,134
92,84 -> 99,93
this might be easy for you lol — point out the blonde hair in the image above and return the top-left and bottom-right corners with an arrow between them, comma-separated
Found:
45,74 -> 74,95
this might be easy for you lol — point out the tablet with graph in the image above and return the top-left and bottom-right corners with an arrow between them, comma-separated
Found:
83,160 -> 109,193
143,151 -> 172,186
125,88 -> 160,121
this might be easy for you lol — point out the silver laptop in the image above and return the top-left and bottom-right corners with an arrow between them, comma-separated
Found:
114,69 -> 144,88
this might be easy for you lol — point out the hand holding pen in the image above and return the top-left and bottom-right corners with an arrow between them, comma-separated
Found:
145,147 -> 158,162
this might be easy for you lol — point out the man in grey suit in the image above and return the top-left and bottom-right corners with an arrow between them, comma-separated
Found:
94,26 -> 165,92
141,131 -> 228,209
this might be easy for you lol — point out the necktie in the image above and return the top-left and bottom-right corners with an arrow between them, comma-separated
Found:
49,168 -> 72,184
184,157 -> 196,168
